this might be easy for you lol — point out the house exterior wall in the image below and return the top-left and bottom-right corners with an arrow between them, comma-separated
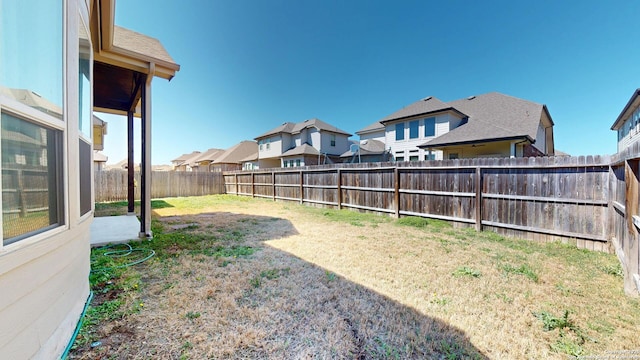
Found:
617,105 -> 640,152
358,130 -> 385,143
318,131 -> 350,156
384,113 -> 459,161
0,0 -> 91,358
258,134 -> 291,159
535,122 -> 547,154
442,140 -> 514,159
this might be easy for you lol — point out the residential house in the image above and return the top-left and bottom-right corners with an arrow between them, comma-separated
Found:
93,115 -> 107,151
193,147 -> 224,172
94,151 -> 108,171
255,118 -> 351,168
211,140 -> 258,172
171,151 -> 201,171
611,88 -> 640,153
107,158 -> 139,171
0,0 -> 179,358
360,92 -> 554,161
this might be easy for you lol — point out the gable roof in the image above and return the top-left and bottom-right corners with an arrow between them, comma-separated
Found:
356,121 -> 385,135
255,122 -> 296,139
255,118 -> 351,139
291,118 -> 351,136
194,148 -> 225,163
281,143 -> 320,157
379,96 -> 464,124
340,139 -> 387,157
171,151 -> 201,165
419,92 -> 551,148
214,141 -> 258,164
611,88 -> 640,130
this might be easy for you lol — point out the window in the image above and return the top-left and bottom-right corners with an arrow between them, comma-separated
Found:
449,153 -> 459,160
266,138 -> 270,150
395,123 -> 404,141
79,17 -> 92,216
330,134 -> 336,147
395,151 -> 405,162
409,120 -> 419,139
259,140 -> 263,151
296,159 -> 301,167
1,0 -> 64,118
1,113 -> 63,244
424,117 -> 435,137
1,0 -> 65,245
425,151 -> 436,160
283,160 -> 288,167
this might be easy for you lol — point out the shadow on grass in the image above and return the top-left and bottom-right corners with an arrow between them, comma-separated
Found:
76,210 -> 487,359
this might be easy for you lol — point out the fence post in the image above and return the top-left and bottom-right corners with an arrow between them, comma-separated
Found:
299,170 -> 304,204
337,168 -> 342,210
251,172 -> 255,198
394,167 -> 400,218
272,171 -> 276,201
235,173 -> 238,196
475,166 -> 483,231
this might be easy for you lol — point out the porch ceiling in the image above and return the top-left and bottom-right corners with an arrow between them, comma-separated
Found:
94,61 -> 146,113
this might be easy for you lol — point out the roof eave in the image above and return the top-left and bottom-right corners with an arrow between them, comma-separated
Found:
418,135 -> 533,149
379,107 -> 466,125
611,89 -> 640,130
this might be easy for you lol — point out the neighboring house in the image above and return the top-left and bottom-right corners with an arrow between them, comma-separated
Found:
255,118 -> 352,168
171,151 -> 201,171
107,158 -> 139,171
152,164 -> 173,171
211,140 -> 258,172
0,0 -> 179,358
93,115 -> 108,151
361,92 -> 554,161
193,148 -> 225,172
340,139 -> 390,163
611,88 -> 640,153
94,151 -> 108,171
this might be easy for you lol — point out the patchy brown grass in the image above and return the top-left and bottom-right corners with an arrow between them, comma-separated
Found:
73,195 -> 639,359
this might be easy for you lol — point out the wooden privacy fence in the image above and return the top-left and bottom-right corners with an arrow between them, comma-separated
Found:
225,154 -> 640,295
94,170 -> 225,202
224,156 -> 611,250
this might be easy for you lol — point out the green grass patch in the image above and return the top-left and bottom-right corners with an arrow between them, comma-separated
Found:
302,206 -> 389,227
500,263 -> 539,282
452,266 -> 481,278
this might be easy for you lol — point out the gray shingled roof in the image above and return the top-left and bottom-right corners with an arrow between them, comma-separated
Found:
379,96 -> 461,124
419,92 -> 549,148
355,121 -> 385,135
291,118 -> 351,136
194,148 -> 225,163
281,143 -> 320,157
113,26 -> 177,66
171,151 -> 200,164
340,139 -> 386,157
611,88 -> 640,130
256,118 -> 351,139
214,141 -> 258,164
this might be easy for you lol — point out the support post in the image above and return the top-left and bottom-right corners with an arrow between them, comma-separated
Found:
337,169 -> 342,209
127,110 -> 135,214
299,170 -> 304,204
140,69 -> 153,238
394,167 -> 400,218
251,172 -> 255,198
235,173 -> 238,195
272,171 -> 276,201
475,167 -> 483,231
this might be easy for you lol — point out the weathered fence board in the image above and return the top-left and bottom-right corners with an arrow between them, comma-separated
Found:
94,170 -> 225,202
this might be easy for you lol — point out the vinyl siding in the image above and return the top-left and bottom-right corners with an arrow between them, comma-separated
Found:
359,130 -> 385,143
534,121 -> 546,154
0,222 -> 91,359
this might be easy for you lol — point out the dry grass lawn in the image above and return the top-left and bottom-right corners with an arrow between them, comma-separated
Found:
71,195 -> 640,359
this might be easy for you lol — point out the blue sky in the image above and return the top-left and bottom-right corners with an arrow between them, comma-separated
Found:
100,0 -> 640,165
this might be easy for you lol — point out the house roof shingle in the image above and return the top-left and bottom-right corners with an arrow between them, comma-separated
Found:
194,148 -> 225,163
340,139 -> 387,157
256,118 -> 351,140
379,96 -> 460,124
113,26 -> 177,66
281,143 -> 320,157
214,141 -> 258,164
356,121 -> 385,135
419,92 -> 551,148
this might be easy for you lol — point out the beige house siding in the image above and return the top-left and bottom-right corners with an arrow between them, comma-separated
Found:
0,222 -> 90,358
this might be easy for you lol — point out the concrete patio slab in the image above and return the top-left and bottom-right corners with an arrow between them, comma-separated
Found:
91,215 -> 141,247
